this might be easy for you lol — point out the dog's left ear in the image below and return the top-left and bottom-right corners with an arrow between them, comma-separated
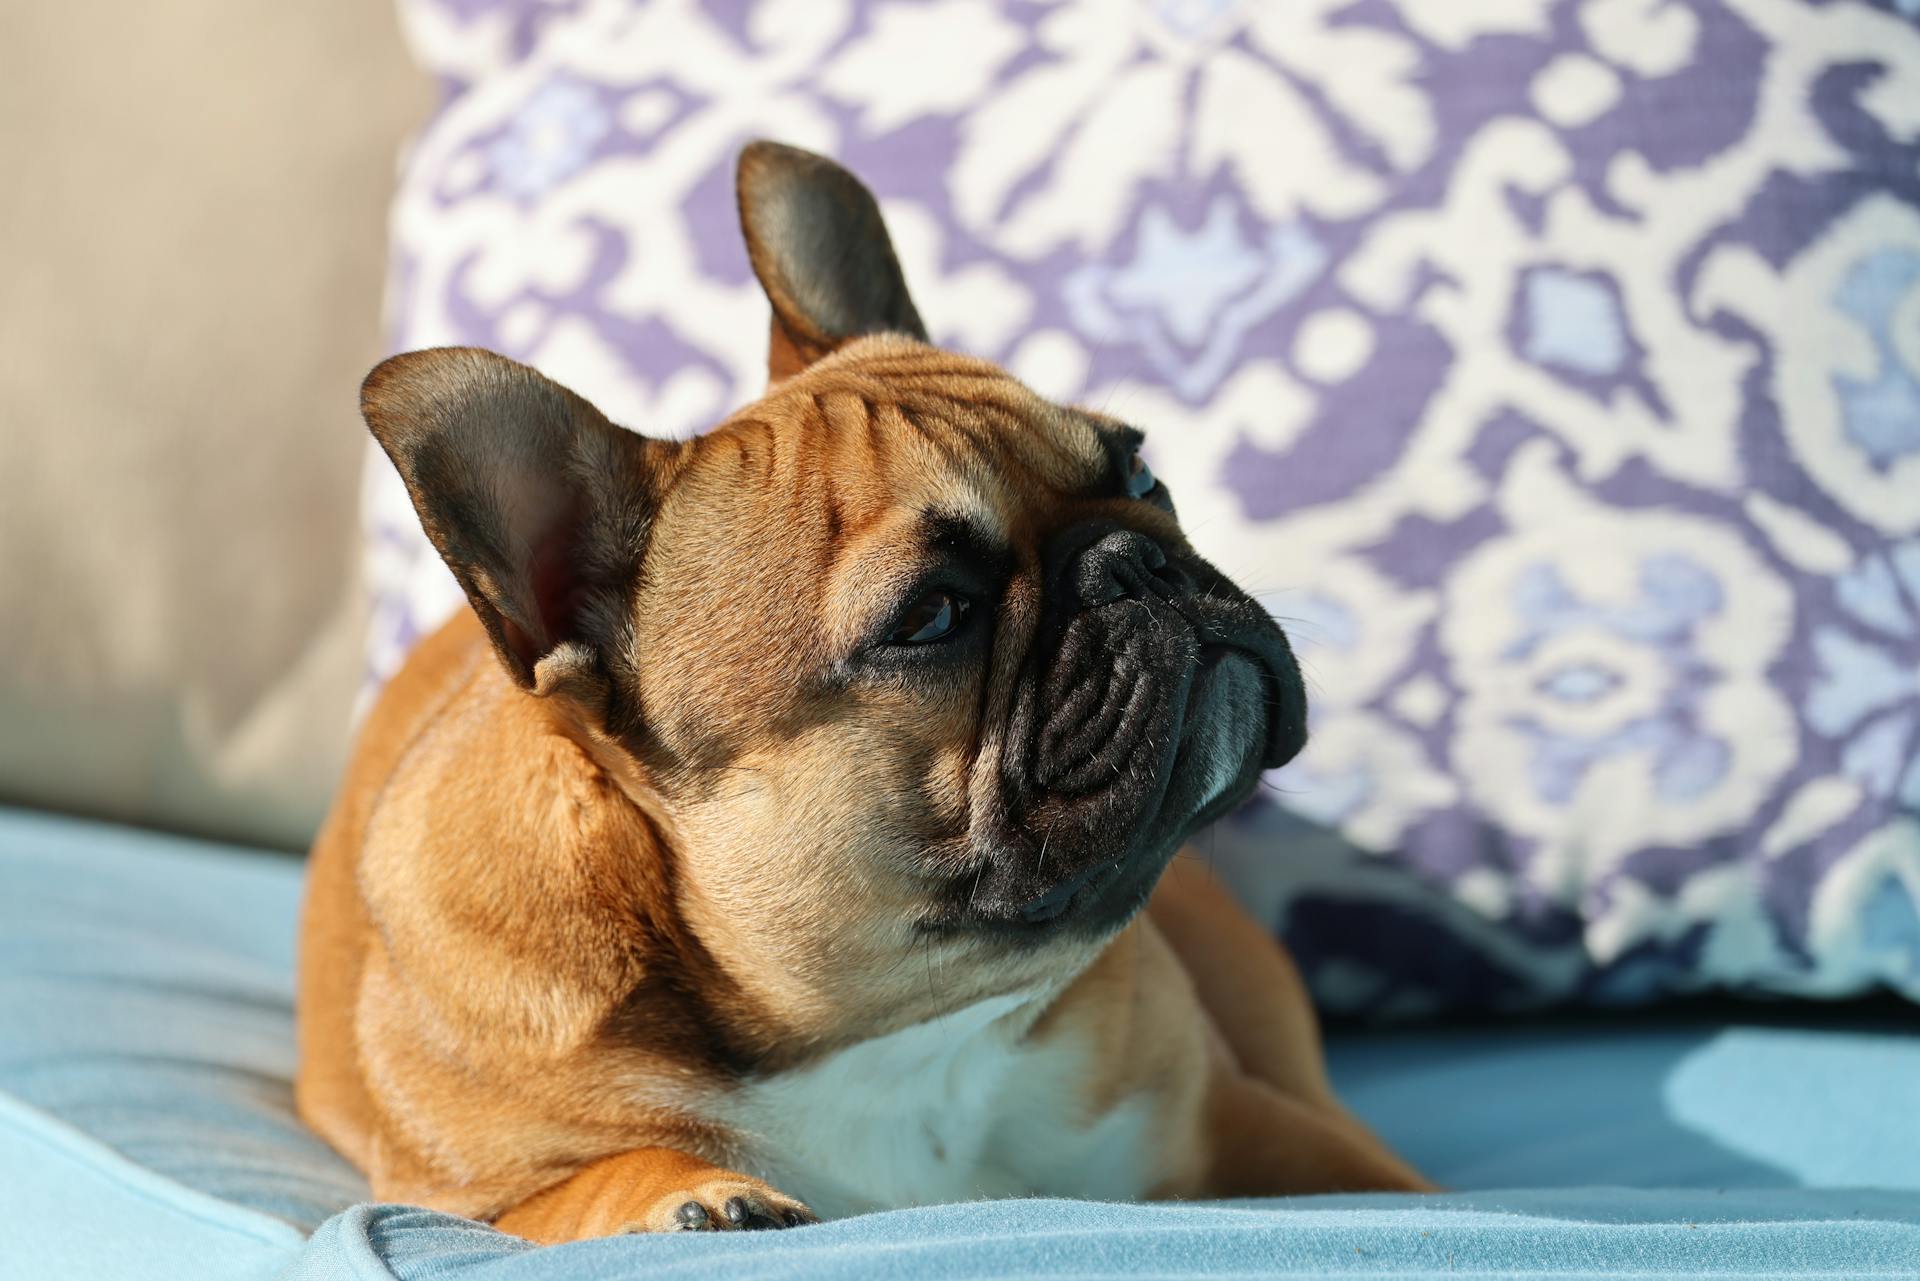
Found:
737,140 -> 928,382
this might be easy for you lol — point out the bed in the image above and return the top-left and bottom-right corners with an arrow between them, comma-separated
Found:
5,807 -> 1915,1280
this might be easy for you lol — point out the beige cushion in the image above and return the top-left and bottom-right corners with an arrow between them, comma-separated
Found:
0,0 -> 430,848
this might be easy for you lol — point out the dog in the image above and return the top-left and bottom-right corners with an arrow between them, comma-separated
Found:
296,140 -> 1428,1243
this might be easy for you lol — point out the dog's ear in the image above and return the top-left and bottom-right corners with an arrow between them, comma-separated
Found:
737,140 -> 928,381
361,347 -> 671,703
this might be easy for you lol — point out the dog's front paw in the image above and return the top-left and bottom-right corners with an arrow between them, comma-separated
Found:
623,1176 -> 816,1233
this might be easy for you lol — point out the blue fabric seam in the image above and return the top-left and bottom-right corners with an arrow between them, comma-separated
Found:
0,1088 -> 304,1252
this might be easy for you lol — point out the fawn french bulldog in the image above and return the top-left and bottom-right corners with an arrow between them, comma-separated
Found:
296,141 -> 1427,1243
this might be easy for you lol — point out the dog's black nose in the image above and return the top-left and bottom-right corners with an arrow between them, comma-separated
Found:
1070,528 -> 1177,607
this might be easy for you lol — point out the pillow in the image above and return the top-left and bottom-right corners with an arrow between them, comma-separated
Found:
0,0 -> 424,853
364,0 -> 1920,1014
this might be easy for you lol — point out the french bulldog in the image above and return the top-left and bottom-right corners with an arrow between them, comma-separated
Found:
296,140 -> 1427,1244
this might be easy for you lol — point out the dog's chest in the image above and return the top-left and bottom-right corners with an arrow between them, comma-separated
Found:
715,994 -> 1160,1219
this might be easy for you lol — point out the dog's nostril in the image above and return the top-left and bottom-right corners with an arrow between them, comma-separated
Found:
1074,529 -> 1170,607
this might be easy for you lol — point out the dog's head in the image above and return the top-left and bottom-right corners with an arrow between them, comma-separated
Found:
364,143 -> 1305,1045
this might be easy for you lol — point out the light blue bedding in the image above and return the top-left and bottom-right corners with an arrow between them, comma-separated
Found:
2,807 -> 1917,1279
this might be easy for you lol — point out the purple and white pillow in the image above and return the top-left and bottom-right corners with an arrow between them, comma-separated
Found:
364,0 -> 1920,1016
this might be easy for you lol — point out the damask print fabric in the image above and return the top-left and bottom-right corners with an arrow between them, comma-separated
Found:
364,0 -> 1920,1015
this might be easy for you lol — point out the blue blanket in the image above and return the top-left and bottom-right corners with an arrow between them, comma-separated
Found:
3,809 -> 1917,1279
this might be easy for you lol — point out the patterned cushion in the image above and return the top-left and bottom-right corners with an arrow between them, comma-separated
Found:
364,0 -> 1920,1015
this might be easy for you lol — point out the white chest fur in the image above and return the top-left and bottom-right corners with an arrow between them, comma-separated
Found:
714,993 -> 1161,1220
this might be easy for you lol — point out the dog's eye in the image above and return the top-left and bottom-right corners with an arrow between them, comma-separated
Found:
890,590 -> 969,644
1125,450 -> 1156,500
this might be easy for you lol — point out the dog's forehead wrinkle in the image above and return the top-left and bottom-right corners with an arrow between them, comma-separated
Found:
712,349 -> 1104,519
924,413 -> 1095,509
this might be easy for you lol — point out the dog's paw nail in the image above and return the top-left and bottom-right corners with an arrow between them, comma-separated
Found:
782,1208 -> 814,1227
675,1201 -> 712,1229
722,1196 -> 751,1227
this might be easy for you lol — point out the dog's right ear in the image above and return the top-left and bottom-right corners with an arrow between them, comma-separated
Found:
361,348 -> 673,704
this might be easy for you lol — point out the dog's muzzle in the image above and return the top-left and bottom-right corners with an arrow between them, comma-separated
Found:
953,520 -> 1306,936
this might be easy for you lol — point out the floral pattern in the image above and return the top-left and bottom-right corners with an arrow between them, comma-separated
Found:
366,0 -> 1920,1014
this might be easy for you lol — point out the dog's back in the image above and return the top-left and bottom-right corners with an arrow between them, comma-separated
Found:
295,612 -> 487,1188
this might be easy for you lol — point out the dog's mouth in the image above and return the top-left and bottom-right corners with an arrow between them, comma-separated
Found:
1015,855 -> 1125,925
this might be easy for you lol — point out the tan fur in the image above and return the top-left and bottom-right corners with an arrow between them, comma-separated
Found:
297,144 -> 1426,1242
